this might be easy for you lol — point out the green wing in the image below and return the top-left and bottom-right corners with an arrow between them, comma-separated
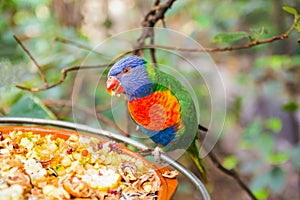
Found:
145,62 -> 198,148
145,62 -> 207,181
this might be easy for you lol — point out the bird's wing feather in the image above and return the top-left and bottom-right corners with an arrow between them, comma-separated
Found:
146,63 -> 198,141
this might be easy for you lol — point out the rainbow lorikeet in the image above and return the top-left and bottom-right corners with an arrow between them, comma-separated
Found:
106,56 -> 206,180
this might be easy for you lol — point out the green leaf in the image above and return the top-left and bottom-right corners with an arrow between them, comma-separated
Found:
223,155 -> 238,170
249,27 -> 268,41
257,133 -> 275,157
255,55 -> 292,69
268,152 -> 289,164
251,167 -> 286,195
194,15 -> 212,29
244,120 -> 262,137
295,21 -> 300,33
212,32 -> 248,43
265,117 -> 282,133
240,120 -> 263,149
245,120 -> 262,136
251,171 -> 270,191
7,95 -> 56,119
269,167 -> 285,193
253,189 -> 269,200
283,101 -> 299,112
282,6 -> 298,16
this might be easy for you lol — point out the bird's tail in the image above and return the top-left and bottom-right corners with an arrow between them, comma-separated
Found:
186,140 -> 207,182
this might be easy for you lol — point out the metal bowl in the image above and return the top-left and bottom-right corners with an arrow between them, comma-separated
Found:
0,117 -> 210,200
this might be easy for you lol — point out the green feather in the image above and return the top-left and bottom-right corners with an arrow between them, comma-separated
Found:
145,61 -> 207,181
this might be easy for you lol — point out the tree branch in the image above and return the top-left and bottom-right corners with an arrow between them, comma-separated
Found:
134,0 -> 176,55
54,37 -> 108,57
143,33 -> 288,52
208,151 -> 257,200
13,35 -> 48,87
14,0 -> 297,92
149,0 -> 160,66
15,32 -> 289,92
198,125 -> 257,200
16,64 -> 111,92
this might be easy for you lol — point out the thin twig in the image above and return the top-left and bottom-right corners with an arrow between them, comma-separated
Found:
147,0 -> 159,65
149,29 -> 158,66
54,37 -> 108,57
16,64 -> 111,92
148,0 -> 158,65
143,33 -> 288,52
208,151 -> 258,200
285,12 -> 299,35
43,99 -> 129,137
161,18 -> 167,28
14,0 -> 297,93
15,32 -> 288,92
13,35 -> 48,87
197,125 -> 257,200
134,0 -> 176,55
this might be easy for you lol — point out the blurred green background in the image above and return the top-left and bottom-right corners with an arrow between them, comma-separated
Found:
0,0 -> 300,199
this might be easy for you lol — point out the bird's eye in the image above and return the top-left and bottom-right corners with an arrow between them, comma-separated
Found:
122,67 -> 131,74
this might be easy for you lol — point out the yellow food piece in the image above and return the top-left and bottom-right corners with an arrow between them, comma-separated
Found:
82,168 -> 122,191
0,131 -> 159,199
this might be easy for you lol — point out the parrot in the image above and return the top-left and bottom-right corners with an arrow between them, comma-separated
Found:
106,55 -> 206,181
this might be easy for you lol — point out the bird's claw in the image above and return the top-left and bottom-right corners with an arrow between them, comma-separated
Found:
152,147 -> 164,163
138,147 -> 164,163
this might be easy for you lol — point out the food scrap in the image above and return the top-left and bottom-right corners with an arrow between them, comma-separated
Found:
162,170 -> 179,179
0,131 -> 162,199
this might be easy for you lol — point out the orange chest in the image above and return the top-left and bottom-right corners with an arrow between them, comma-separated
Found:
128,90 -> 181,131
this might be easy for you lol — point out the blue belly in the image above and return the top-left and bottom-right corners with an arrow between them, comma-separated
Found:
139,125 -> 178,146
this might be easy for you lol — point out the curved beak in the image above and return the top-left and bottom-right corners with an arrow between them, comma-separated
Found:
106,76 -> 124,96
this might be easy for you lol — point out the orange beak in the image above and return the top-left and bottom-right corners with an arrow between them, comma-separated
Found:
106,76 -> 124,96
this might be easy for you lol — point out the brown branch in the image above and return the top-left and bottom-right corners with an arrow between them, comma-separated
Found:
198,125 -> 257,200
134,0 -> 176,55
136,2 -> 296,55
15,32 -> 288,92
149,29 -> 158,66
143,33 -> 288,52
208,151 -> 258,200
16,64 -> 112,92
147,0 -> 160,65
13,35 -> 48,87
54,37 -> 108,57
148,0 -> 159,65
43,99 -> 129,137
161,18 -> 167,28
14,0 -> 293,94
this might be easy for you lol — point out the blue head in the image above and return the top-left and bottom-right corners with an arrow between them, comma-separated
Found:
106,56 -> 154,100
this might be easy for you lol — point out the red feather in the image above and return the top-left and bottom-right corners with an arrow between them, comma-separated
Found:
128,90 -> 181,131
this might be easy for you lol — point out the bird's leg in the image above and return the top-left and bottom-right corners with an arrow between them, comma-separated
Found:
138,148 -> 154,156
138,146 -> 164,163
152,146 -> 164,163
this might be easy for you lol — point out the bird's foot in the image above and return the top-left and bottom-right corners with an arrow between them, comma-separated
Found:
152,146 -> 164,163
138,147 -> 164,163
